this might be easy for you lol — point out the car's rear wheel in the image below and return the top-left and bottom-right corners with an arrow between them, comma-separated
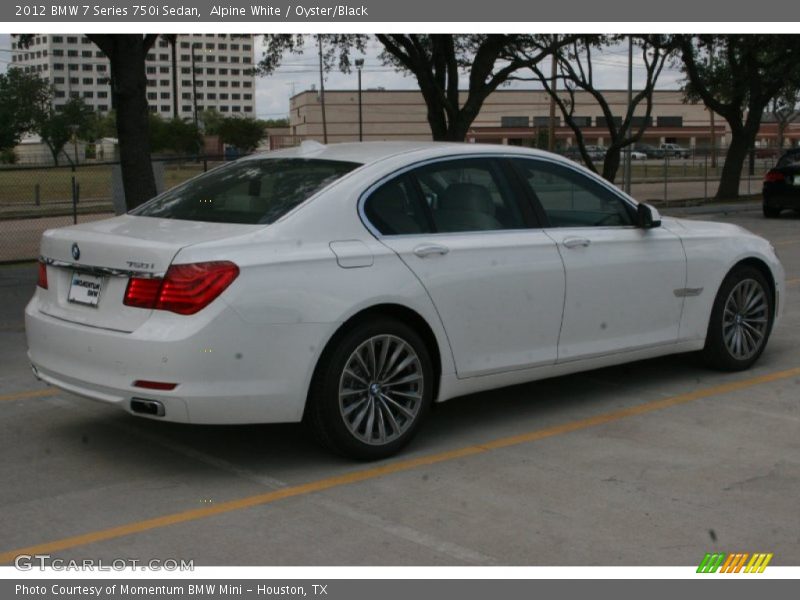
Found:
306,318 -> 433,460
702,266 -> 773,371
763,204 -> 782,218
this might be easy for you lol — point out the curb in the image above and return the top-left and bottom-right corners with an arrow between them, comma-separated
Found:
660,202 -> 761,216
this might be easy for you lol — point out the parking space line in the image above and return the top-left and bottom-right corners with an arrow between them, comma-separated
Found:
786,277 -> 800,287
1,365 -> 800,564
0,388 -> 57,402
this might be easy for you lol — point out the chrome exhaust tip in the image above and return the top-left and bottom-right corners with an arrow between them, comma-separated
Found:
130,398 -> 166,417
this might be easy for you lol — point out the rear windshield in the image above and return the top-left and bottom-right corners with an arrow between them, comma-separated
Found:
131,158 -> 360,224
777,153 -> 800,168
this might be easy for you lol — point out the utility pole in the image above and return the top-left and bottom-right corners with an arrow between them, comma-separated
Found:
548,42 -> 557,152
624,36 -> 633,195
318,36 -> 328,144
355,58 -> 364,142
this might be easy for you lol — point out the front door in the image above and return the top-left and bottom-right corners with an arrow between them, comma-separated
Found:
510,157 -> 687,362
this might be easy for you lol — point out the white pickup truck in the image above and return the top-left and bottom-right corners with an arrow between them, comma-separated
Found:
659,143 -> 691,158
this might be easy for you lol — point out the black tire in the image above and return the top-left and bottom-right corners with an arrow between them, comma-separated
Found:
701,266 -> 774,371
305,317 -> 434,460
763,204 -> 782,218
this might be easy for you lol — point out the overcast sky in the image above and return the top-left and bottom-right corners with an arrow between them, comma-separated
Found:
0,34 -> 686,120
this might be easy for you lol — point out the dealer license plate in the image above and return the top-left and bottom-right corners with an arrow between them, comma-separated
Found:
68,272 -> 103,307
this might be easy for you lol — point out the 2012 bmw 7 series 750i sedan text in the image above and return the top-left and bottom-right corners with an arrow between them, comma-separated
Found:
25,142 -> 785,459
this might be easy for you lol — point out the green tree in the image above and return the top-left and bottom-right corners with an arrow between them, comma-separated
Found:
262,118 -> 290,128
90,110 -> 118,139
215,117 -> 267,152
199,108 -> 225,136
34,97 -> 96,166
678,35 -> 800,199
18,34 -> 160,208
149,115 -> 202,155
0,68 -> 50,152
259,34 -> 573,142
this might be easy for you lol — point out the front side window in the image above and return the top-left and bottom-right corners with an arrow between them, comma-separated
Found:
512,158 -> 635,228
132,159 -> 360,225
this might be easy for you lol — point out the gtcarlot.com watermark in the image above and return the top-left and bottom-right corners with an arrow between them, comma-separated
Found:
14,554 -> 194,572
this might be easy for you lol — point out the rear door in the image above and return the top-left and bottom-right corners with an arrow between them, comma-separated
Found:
509,157 -> 686,362
364,157 -> 566,378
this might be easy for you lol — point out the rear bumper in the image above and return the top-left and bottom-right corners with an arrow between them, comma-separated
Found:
763,186 -> 800,208
25,296 -> 335,424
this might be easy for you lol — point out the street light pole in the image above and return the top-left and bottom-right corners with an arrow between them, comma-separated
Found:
191,41 -> 199,129
355,58 -> 364,142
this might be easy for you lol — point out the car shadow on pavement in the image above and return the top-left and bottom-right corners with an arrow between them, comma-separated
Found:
40,352 -> 719,478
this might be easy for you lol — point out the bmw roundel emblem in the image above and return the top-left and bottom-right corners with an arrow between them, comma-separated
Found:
71,243 -> 80,261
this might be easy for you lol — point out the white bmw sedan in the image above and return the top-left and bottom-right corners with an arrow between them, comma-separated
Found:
26,142 -> 784,459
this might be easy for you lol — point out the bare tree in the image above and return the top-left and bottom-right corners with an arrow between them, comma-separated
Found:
259,34 -> 575,142
517,35 -> 675,183
678,35 -> 800,199
769,89 -> 800,151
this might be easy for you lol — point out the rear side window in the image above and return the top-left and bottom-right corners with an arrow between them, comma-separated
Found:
777,152 -> 800,168
363,157 -> 527,236
414,159 -> 526,232
364,175 -> 432,235
132,158 -> 360,224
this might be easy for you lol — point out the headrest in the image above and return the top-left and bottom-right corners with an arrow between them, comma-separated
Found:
439,183 -> 495,215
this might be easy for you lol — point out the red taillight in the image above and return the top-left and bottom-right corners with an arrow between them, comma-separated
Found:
37,261 -> 48,289
124,261 -> 239,315
133,380 -> 177,390
764,170 -> 785,183
123,277 -> 162,309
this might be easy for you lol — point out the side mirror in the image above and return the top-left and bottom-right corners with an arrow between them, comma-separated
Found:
637,203 -> 662,229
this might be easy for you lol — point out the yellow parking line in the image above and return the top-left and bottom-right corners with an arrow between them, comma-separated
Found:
786,277 -> 800,287
774,239 -> 800,247
0,388 -> 57,402
2,365 -> 800,564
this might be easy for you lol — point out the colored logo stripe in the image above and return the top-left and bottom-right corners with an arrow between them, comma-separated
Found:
697,553 -> 726,573
697,552 -> 773,573
746,553 -> 773,573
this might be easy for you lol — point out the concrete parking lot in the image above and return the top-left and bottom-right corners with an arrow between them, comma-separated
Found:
1,209 -> 799,566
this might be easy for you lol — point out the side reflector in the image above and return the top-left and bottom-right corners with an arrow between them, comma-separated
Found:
133,380 -> 178,391
37,261 -> 48,289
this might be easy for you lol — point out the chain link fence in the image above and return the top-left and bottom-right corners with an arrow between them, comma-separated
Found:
551,145 -> 778,206
0,145 -> 783,263
0,155 -> 232,263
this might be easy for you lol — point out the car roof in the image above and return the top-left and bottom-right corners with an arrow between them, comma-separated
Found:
244,140 -> 573,167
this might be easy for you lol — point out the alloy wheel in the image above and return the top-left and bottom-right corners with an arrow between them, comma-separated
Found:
722,278 -> 769,361
338,335 -> 424,446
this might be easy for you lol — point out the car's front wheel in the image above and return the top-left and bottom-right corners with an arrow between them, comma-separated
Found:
702,266 -> 774,371
763,204 -> 782,218
306,318 -> 434,460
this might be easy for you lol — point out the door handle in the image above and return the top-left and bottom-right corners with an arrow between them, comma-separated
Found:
563,237 -> 591,249
413,243 -> 450,258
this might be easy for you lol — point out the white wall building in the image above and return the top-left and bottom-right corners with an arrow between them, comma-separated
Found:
10,34 -> 256,120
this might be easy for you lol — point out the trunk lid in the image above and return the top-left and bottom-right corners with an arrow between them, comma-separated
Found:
37,215 -> 262,332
